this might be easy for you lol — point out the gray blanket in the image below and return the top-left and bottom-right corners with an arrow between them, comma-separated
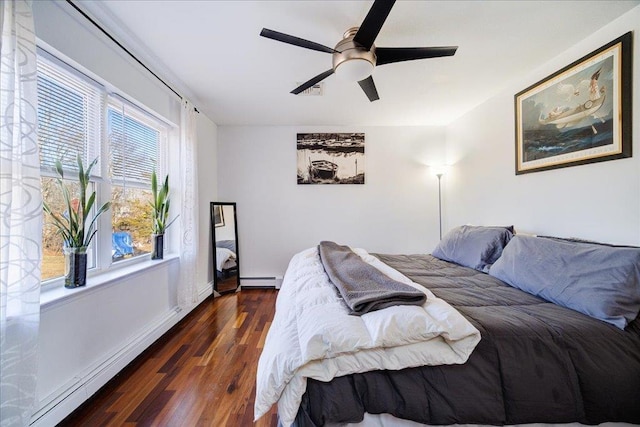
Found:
317,241 -> 426,315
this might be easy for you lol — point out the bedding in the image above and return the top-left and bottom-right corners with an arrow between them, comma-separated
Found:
216,239 -> 236,253
215,247 -> 236,272
490,235 -> 640,329
432,225 -> 513,272
291,253 -> 640,426
254,247 -> 481,426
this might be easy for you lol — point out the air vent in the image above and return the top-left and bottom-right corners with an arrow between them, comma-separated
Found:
298,82 -> 324,96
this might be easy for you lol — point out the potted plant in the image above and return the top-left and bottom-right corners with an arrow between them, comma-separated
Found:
150,169 -> 177,259
43,155 -> 111,288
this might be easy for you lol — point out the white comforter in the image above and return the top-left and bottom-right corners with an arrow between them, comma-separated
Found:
254,247 -> 481,426
215,247 -> 236,271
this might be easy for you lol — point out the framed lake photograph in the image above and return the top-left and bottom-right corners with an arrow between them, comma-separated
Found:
514,32 -> 632,175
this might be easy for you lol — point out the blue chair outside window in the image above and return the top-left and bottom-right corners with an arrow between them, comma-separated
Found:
112,231 -> 134,258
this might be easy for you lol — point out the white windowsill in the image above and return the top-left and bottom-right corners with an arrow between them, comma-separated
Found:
40,254 -> 180,311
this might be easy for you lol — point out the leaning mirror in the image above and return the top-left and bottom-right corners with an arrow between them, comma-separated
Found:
210,202 -> 240,294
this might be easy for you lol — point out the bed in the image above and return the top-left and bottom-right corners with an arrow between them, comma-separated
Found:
215,239 -> 237,278
255,226 -> 640,426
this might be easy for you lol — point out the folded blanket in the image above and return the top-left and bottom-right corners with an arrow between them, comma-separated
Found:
318,241 -> 426,315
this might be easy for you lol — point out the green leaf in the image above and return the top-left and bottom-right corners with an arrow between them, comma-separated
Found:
77,154 -> 85,183
151,170 -> 158,203
55,159 -> 64,179
85,192 -> 96,222
84,207 -> 103,246
165,216 -> 178,230
43,201 -> 53,215
86,156 -> 98,176
85,229 -> 99,248
46,212 -> 72,235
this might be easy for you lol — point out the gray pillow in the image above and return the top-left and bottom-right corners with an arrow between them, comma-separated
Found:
432,225 -> 514,272
489,235 -> 640,330
216,239 -> 236,253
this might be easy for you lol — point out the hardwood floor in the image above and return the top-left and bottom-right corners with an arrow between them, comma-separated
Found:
216,275 -> 240,294
61,289 -> 279,427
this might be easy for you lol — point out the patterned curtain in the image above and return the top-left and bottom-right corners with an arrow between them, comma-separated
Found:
177,99 -> 199,307
0,1 -> 42,426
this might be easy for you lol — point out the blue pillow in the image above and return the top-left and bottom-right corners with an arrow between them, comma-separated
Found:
489,235 -> 640,329
432,225 -> 514,272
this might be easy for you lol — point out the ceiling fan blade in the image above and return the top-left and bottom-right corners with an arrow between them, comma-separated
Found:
353,0 -> 396,50
291,69 -> 335,95
376,46 -> 458,66
260,28 -> 337,54
358,75 -> 380,102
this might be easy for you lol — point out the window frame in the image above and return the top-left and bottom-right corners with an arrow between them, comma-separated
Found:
37,46 -> 175,290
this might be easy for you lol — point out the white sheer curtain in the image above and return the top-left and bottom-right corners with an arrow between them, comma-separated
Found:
177,99 -> 199,308
0,1 -> 42,426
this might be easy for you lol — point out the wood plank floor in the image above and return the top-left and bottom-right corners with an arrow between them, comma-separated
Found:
60,289 -> 279,427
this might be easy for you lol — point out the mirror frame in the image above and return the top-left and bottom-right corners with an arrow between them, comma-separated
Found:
210,202 -> 240,294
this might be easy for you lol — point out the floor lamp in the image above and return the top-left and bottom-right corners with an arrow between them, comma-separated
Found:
436,173 -> 443,240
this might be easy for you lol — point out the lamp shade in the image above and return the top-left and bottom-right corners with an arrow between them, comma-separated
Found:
334,58 -> 374,82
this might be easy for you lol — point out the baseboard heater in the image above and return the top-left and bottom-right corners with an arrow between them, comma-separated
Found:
240,276 -> 283,289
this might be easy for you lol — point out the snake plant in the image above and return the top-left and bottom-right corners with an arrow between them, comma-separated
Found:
151,169 -> 177,234
43,155 -> 111,249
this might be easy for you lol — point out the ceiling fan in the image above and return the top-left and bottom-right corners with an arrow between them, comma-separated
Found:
260,0 -> 458,102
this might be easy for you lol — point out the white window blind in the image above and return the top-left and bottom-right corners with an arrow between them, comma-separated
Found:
36,51 -> 102,173
107,99 -> 162,188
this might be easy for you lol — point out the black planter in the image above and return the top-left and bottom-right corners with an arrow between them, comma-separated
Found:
64,247 -> 87,288
151,234 -> 164,260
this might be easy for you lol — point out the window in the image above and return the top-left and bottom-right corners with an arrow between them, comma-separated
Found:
37,50 -> 170,284
38,52 -> 103,281
108,99 -> 167,262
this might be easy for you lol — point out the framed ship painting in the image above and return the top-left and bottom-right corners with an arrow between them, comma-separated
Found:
514,32 -> 632,175
297,133 -> 365,184
212,204 -> 225,228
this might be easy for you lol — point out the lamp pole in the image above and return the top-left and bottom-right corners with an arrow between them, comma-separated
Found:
436,173 -> 443,240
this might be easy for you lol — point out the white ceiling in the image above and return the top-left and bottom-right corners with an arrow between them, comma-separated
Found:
79,1 -> 638,127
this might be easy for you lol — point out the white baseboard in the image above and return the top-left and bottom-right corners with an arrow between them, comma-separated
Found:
30,282 -> 214,426
198,281 -> 214,301
240,277 -> 278,288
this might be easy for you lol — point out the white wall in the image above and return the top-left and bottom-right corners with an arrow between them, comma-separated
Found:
31,2 -> 218,424
215,205 -> 237,242
218,126 -> 446,279
445,6 -> 640,246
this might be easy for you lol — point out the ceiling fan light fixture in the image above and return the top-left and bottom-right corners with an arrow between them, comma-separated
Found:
332,28 -> 377,82
334,58 -> 375,82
